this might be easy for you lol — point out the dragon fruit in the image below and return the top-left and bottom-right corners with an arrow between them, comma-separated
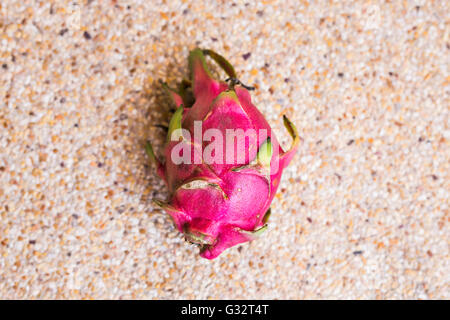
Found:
147,48 -> 299,259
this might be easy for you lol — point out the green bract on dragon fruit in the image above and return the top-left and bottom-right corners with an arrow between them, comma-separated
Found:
146,48 -> 299,259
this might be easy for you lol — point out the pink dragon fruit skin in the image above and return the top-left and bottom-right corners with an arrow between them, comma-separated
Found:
147,48 -> 299,259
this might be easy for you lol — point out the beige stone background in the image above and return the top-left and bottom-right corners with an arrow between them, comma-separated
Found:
0,0 -> 449,299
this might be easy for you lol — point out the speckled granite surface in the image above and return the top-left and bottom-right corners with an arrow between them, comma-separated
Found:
0,0 -> 448,299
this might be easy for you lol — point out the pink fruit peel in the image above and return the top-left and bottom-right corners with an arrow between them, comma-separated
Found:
146,48 -> 299,259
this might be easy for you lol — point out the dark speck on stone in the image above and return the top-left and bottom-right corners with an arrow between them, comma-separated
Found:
2,64 -> 7,70
59,28 -> 68,36
353,250 -> 363,255
97,162 -> 103,168
242,52 -> 251,60
284,78 -> 290,83
338,72 -> 344,77
256,10 -> 264,17
307,217 -> 312,223
83,31 -> 92,40
29,240 -> 36,245
211,37 -> 218,42
347,139 -> 355,145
